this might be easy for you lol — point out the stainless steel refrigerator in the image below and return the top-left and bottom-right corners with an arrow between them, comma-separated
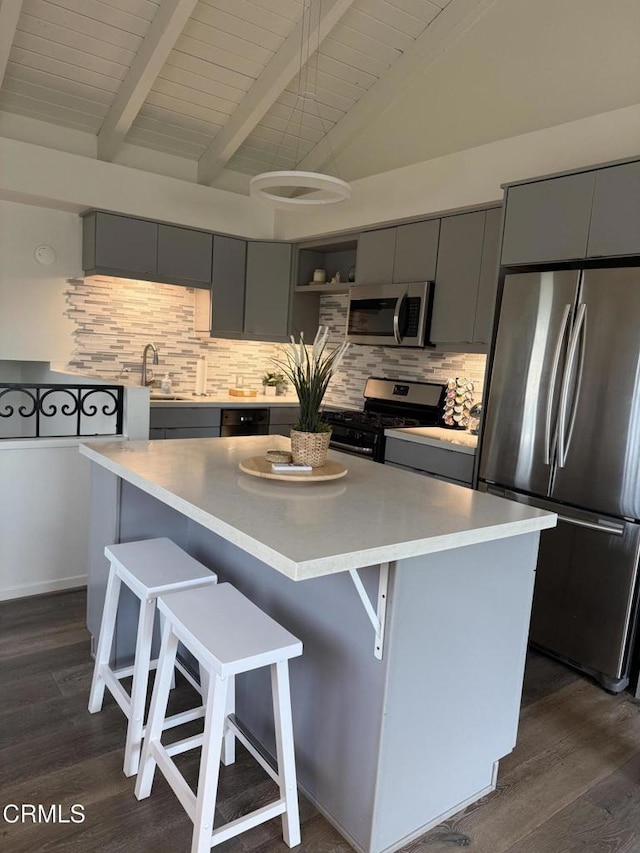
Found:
479,267 -> 640,692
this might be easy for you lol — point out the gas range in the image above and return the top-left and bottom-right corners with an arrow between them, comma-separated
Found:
324,377 -> 447,462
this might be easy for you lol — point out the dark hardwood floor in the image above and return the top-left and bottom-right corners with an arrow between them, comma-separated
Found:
1,588 -> 640,852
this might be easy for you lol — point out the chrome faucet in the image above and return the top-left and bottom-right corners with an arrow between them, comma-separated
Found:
141,343 -> 159,387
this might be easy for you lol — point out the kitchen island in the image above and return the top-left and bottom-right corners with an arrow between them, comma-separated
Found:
80,435 -> 555,853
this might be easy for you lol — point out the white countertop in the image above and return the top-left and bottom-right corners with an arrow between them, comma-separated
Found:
150,393 -> 300,408
81,435 -> 555,582
385,426 -> 478,455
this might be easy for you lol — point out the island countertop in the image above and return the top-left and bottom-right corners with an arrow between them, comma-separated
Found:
80,435 -> 555,581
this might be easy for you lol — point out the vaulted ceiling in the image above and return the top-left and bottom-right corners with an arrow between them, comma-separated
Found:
0,0 -> 638,195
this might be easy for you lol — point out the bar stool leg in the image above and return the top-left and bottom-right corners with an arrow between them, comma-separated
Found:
221,674 -> 236,766
135,620 -> 179,801
271,660 -> 301,847
123,596 -> 156,777
88,568 -> 122,714
191,673 -> 229,853
158,610 -> 176,690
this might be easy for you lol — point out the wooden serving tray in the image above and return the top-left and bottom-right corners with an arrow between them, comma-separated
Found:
239,456 -> 347,482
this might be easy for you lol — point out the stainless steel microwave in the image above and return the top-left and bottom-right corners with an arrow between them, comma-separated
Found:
346,281 -> 435,347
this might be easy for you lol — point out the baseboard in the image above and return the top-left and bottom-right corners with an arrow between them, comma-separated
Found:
0,574 -> 88,601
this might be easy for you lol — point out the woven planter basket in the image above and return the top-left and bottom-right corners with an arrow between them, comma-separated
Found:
290,429 -> 332,468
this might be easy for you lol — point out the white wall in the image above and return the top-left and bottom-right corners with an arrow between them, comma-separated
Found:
275,103 -> 640,240
0,200 -> 78,362
0,136 -> 274,238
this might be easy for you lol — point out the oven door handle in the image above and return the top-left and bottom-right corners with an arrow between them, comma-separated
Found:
330,439 -> 374,456
393,289 -> 408,345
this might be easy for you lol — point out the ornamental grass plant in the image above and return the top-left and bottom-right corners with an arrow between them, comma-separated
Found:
276,326 -> 349,433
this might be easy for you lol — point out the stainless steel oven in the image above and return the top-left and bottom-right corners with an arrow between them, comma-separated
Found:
325,378 -> 447,462
346,281 -> 434,347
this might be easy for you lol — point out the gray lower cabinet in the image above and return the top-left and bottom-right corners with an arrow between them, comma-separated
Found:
149,406 -> 221,439
501,172 -> 595,265
210,235 -> 246,337
244,242 -> 297,341
83,211 -> 158,278
431,211 -> 485,344
268,406 -> 300,436
384,437 -> 474,486
587,161 -> 640,258
157,224 -> 212,289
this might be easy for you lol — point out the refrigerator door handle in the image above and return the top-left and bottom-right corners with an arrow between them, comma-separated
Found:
557,514 -> 625,537
558,302 -> 587,468
544,303 -> 572,465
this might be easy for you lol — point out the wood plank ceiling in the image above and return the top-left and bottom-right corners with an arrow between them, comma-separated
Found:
0,0 -> 464,186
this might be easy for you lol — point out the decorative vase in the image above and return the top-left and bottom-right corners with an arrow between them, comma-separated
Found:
264,385 -> 277,397
290,429 -> 332,468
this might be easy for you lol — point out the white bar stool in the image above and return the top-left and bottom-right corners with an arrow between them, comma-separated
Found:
135,583 -> 303,852
88,537 -> 218,777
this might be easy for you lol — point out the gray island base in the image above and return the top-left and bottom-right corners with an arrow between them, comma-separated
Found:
80,435 -> 556,853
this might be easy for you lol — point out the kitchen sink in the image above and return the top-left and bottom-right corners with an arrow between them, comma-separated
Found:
150,394 -> 187,401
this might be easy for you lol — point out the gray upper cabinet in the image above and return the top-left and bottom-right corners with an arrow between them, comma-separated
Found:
83,211 -> 158,277
157,224 -> 212,289
83,211 -> 211,288
244,242 -> 293,340
432,211 -> 485,344
501,172 -> 595,265
355,228 -> 396,284
393,219 -> 440,282
473,207 -> 502,344
587,161 -> 640,258
356,220 -> 440,285
210,235 -> 246,337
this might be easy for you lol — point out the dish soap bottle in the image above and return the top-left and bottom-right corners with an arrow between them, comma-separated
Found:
160,373 -> 172,395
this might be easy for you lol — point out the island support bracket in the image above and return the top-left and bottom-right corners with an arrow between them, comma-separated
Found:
348,562 -> 390,659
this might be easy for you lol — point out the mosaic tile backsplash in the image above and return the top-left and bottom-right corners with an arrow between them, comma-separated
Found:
65,280 -> 486,409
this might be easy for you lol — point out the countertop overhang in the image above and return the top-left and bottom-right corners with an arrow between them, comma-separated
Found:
149,393 -> 301,408
80,435 -> 556,581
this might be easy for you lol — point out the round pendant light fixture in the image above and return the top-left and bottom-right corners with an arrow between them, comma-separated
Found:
249,170 -> 351,207
248,0 -> 351,208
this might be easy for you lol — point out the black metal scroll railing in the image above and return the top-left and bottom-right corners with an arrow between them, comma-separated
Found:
0,384 -> 124,439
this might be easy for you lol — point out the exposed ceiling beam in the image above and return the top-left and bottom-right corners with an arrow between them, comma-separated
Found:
0,0 -> 23,90
97,0 -> 198,162
295,0 -> 502,176
197,0 -> 356,187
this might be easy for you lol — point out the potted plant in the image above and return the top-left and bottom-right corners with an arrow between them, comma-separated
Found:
262,371 -> 285,397
275,326 -> 349,467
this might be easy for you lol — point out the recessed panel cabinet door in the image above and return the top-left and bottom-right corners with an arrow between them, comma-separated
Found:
473,207 -> 501,344
431,211 -> 484,343
157,224 -> 212,288
210,235 -> 246,337
393,220 -> 440,283
501,172 -> 595,265
90,212 -> 158,275
355,228 -> 396,284
587,162 -> 640,258
244,242 -> 293,340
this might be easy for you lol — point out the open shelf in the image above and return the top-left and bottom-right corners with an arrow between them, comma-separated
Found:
296,236 -> 358,291
294,283 -> 350,294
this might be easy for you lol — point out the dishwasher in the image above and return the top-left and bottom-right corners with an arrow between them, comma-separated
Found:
220,408 -> 269,436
